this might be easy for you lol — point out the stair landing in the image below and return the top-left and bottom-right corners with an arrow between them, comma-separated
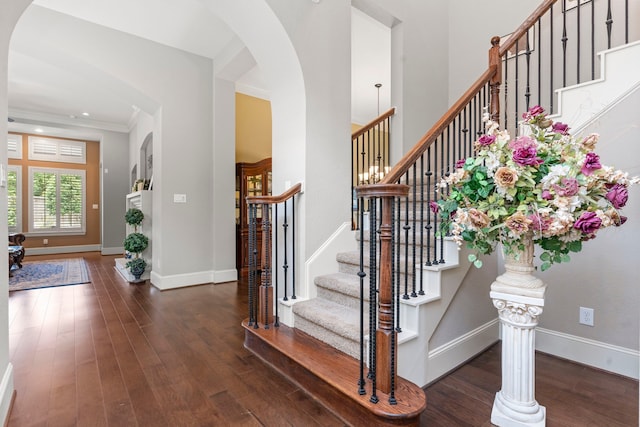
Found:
243,320 -> 427,426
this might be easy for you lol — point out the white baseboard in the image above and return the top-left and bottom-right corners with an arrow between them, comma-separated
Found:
0,363 -> 14,426
536,327 -> 639,379
26,244 -> 101,256
212,269 -> 237,283
427,319 -> 500,385
150,268 -> 236,290
101,246 -> 124,255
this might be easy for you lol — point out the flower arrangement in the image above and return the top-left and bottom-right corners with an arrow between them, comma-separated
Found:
436,105 -> 638,271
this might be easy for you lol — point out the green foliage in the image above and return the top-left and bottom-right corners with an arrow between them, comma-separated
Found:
125,208 -> 144,226
126,257 -> 147,272
123,232 -> 148,254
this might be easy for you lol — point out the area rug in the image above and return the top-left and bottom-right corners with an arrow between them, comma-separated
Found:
9,258 -> 91,292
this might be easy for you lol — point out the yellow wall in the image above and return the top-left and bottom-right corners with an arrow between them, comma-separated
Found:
8,133 -> 101,250
235,93 -> 272,163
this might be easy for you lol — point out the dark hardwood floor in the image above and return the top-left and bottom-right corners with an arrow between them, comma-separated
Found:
7,252 -> 638,426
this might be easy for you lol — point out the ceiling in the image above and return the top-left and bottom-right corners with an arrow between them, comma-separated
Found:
8,0 -> 390,136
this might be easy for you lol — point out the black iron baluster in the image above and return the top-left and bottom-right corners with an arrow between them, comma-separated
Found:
515,37 -> 520,127
368,198 -> 378,404
393,198 -> 401,332
425,165 -> 433,267
606,0 -> 613,49
503,48 -> 509,128
274,204 -> 280,327
591,0 -> 595,80
432,139 -> 439,265
525,29 -> 532,110
403,171 -> 410,299
625,0 -> 629,44
438,134 -> 445,264
538,18 -> 542,108
358,197 -> 366,396
550,6 -> 554,113
411,165 -> 417,298
292,196 -> 297,300
263,203 -> 271,329
577,0 -> 581,84
562,0 -> 568,88
418,154 -> 425,295
281,203 -> 288,301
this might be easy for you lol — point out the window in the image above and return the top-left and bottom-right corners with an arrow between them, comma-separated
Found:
29,167 -> 85,234
8,134 -> 23,159
28,136 -> 86,164
7,166 -> 21,232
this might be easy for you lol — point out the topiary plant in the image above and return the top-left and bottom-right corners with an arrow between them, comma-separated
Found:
123,232 -> 149,255
126,257 -> 147,280
125,208 -> 144,229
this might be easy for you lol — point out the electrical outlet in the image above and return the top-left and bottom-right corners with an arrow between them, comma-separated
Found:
43,239 -> 48,245
579,307 -> 594,326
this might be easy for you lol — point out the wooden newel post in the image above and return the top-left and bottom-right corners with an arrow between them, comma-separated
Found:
259,202 -> 273,327
356,183 -> 409,395
489,36 -> 502,123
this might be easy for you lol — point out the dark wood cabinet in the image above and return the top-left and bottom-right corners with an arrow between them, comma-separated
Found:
236,158 -> 272,277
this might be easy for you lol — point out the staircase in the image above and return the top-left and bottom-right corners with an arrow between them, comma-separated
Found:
243,1 -> 639,425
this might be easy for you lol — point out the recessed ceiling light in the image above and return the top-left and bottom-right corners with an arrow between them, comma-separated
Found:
35,128 -> 44,133
81,112 -> 90,117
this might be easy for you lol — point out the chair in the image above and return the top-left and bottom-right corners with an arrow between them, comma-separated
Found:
8,233 -> 25,275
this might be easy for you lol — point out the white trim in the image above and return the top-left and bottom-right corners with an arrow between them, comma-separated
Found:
212,269 -> 237,284
536,327 -> 639,379
150,270 -> 214,291
7,165 -> 21,233
28,136 -> 86,164
101,246 -> 124,256
235,83 -> 270,101
0,363 -> 14,427
7,133 -> 22,159
426,319 -> 500,385
26,244 -> 101,256
303,222 -> 355,300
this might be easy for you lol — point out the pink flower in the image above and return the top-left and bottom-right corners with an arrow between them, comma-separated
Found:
509,135 -> 535,150
429,201 -> 439,214
513,146 -> 543,166
574,211 -> 602,235
540,190 -> 553,200
522,105 -> 545,121
553,178 -> 579,197
455,158 -> 466,169
552,122 -> 570,135
605,184 -> 628,209
581,152 -> 602,175
476,135 -> 496,147
528,213 -> 551,232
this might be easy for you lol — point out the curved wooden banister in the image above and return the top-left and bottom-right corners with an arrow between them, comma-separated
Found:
380,66 -> 498,185
246,182 -> 302,204
498,0 -> 557,57
355,183 -> 409,198
352,107 -> 396,140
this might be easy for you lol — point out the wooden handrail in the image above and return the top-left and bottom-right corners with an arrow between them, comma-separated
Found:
246,182 -> 302,204
498,0 -> 557,57
352,107 -> 396,140
380,66 -> 497,184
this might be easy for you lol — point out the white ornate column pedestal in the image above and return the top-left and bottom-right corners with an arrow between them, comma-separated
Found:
490,236 -> 547,427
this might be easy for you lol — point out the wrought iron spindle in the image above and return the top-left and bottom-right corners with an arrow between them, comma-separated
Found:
358,197 -> 366,396
368,198 -> 378,403
410,165 -> 417,298
525,29 -> 532,110
606,0 -> 613,49
281,203 -> 289,301
262,203 -> 271,329
292,196 -> 297,300
418,154 -> 425,295
248,203 -> 256,326
403,171 -> 410,299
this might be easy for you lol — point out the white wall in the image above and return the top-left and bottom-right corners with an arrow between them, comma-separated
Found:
447,0 -> 543,105
0,0 -> 32,422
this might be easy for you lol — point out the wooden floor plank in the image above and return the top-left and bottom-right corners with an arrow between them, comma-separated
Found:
6,252 -> 637,426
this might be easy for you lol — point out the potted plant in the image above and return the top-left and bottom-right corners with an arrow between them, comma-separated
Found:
126,257 -> 147,280
125,207 -> 144,231
123,208 -> 149,281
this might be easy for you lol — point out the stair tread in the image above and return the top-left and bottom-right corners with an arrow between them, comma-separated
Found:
243,321 -> 426,424
315,272 -> 370,299
293,298 -> 363,341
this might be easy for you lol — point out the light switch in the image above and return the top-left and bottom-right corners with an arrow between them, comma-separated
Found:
92,204 -> 99,209
173,194 -> 187,203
